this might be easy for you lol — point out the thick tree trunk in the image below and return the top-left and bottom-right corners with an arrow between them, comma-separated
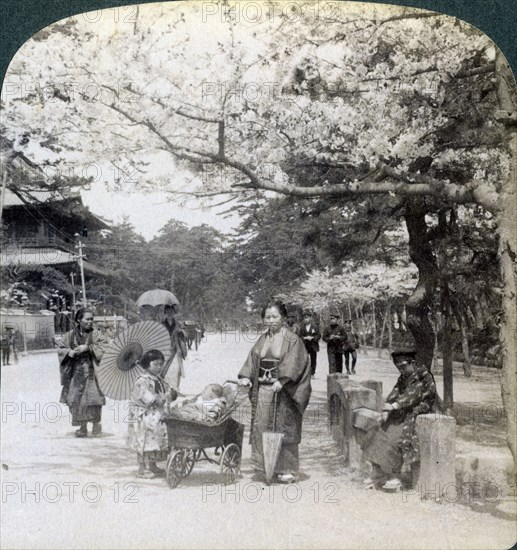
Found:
404,204 -> 439,370
451,301 -> 472,378
495,52 -> 517,469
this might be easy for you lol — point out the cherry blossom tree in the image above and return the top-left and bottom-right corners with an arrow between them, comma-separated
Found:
2,1 -> 515,464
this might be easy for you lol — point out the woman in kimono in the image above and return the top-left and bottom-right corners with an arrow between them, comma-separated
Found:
55,308 -> 107,437
239,300 -> 311,483
127,349 -> 178,479
361,349 -> 441,491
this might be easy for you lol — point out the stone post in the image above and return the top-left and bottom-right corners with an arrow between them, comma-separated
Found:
415,414 -> 456,501
343,386 -> 377,468
358,380 -> 383,411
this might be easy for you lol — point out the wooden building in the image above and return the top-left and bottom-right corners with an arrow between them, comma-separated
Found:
1,188 -> 109,314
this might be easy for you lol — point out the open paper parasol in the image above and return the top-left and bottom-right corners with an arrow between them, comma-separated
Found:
97,321 -> 171,400
136,289 -> 179,308
262,392 -> 284,484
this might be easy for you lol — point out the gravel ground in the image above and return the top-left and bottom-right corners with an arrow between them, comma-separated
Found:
1,332 -> 515,549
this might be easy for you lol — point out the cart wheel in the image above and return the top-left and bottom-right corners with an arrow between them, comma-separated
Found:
183,449 -> 196,476
220,443 -> 241,484
166,449 -> 183,489
167,448 -> 194,488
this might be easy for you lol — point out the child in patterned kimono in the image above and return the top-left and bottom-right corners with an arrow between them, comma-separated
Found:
127,349 -> 177,479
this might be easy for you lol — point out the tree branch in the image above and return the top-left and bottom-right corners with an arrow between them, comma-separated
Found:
94,91 -> 501,213
210,156 -> 501,212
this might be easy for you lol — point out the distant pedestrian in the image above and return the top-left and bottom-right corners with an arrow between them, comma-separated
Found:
10,329 -> 18,364
322,311 -> 346,374
1,328 -> 14,366
299,310 -> 321,377
343,320 -> 360,374
161,305 -> 188,391
286,311 -> 300,336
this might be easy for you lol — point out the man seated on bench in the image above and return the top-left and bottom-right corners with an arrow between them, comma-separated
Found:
360,349 -> 441,491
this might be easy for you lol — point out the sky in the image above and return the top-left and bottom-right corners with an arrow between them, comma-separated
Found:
81,182 -> 241,241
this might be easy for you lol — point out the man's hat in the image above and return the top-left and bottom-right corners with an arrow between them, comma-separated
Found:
302,309 -> 312,316
329,309 -> 340,318
391,348 -> 417,360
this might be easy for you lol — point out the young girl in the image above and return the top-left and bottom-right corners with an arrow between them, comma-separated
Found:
127,349 -> 177,479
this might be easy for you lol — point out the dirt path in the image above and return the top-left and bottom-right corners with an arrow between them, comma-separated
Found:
1,334 -> 514,549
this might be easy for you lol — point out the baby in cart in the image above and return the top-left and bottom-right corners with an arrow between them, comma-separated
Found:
170,383 -> 235,423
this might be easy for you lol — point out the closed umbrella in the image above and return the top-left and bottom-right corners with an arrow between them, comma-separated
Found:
262,392 -> 284,484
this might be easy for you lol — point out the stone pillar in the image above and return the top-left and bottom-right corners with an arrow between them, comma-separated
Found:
415,414 -> 456,501
327,373 -> 346,399
327,373 -> 346,442
343,386 -> 377,468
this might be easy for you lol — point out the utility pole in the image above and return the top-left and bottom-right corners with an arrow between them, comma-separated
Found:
74,234 -> 87,307
70,272 -> 77,311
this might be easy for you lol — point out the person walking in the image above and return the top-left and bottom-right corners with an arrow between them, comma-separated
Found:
55,308 -> 107,437
286,310 -> 300,336
161,305 -> 188,391
1,327 -> 14,366
343,320 -> 360,374
322,311 -> 346,374
299,310 -> 321,378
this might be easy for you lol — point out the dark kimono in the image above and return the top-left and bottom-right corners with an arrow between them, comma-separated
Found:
239,328 -> 311,475
55,328 -> 107,426
362,362 -> 440,474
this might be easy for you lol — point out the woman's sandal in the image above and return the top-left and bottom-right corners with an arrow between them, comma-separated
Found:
382,478 -> 402,492
277,474 -> 297,484
137,470 -> 157,479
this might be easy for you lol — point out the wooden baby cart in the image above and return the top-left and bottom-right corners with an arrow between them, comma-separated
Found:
162,382 -> 246,488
